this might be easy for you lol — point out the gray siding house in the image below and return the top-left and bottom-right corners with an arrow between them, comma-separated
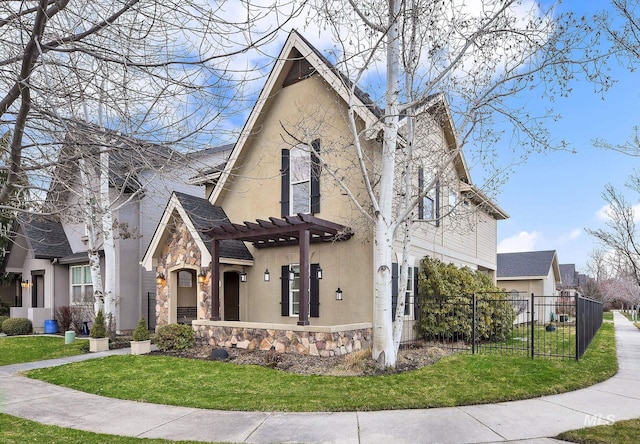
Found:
4,127 -> 230,333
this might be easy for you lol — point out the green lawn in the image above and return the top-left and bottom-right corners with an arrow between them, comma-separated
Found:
0,413 -> 209,444
603,311 -> 614,321
25,322 -> 617,412
0,336 -> 86,365
557,418 -> 640,444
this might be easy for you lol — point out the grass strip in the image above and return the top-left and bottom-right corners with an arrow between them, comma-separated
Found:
557,418 -> 640,444
0,413 -> 210,444
25,322 -> 616,412
0,336 -> 86,365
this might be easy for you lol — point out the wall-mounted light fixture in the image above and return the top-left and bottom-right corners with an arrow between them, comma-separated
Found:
316,265 -> 323,280
264,269 -> 270,282
156,272 -> 166,286
240,268 -> 247,283
335,287 -> 343,301
21,279 -> 30,289
198,269 -> 208,284
288,267 -> 295,281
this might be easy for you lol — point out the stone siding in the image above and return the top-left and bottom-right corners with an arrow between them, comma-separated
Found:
193,324 -> 372,357
156,218 -> 211,329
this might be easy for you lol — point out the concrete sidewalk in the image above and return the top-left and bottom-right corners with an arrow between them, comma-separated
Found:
0,312 -> 638,443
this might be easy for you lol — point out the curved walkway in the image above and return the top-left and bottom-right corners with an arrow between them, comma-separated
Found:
1,312 -> 639,444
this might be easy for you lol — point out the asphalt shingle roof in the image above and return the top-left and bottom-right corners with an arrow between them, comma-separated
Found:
173,192 -> 253,261
17,215 -> 72,259
497,250 -> 556,278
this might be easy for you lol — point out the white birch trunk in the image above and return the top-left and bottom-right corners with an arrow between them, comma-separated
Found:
99,148 -> 117,327
79,158 -> 105,314
372,0 -> 401,368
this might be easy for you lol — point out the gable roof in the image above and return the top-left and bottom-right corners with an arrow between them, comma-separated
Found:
16,214 -> 72,259
47,121 -> 179,205
141,192 -> 253,271
173,192 -> 253,261
559,263 -> 579,288
209,30 -> 383,205
497,250 -> 559,279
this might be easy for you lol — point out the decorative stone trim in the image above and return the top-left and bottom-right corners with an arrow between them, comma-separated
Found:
193,321 -> 372,357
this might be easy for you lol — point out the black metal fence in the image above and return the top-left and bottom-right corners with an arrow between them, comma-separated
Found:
146,292 -> 156,331
400,293 -> 602,361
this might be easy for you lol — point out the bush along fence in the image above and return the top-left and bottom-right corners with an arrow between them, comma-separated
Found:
402,292 -> 603,361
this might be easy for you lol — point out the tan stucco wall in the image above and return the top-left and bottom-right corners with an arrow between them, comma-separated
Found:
215,74 -> 375,325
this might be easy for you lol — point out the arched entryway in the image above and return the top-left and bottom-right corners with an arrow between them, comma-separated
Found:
223,271 -> 240,321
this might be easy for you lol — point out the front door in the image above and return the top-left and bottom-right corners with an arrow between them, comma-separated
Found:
223,272 -> 240,321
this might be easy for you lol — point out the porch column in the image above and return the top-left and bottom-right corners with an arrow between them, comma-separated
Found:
210,239 -> 221,321
297,228 -> 310,326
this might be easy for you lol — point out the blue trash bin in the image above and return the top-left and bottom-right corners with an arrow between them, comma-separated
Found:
44,319 -> 59,334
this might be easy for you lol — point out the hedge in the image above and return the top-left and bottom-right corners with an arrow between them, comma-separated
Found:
156,323 -> 195,351
416,257 -> 515,342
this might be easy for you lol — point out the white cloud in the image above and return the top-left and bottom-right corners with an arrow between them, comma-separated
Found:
595,203 -> 640,223
498,231 -> 540,253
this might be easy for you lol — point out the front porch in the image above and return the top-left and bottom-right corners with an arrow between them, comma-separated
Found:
193,320 -> 372,357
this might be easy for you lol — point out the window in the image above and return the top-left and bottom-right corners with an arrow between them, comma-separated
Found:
418,167 -> 439,224
290,148 -> 311,214
289,264 -> 301,316
404,267 -> 414,318
71,265 -> 93,304
449,190 -> 457,210
281,141 -> 320,217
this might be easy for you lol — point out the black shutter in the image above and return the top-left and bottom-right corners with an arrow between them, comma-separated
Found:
280,149 -> 290,217
418,168 -> 424,219
391,263 -> 398,322
281,265 -> 289,316
414,266 -> 419,320
310,140 -> 321,214
435,179 -> 441,227
310,263 -> 320,317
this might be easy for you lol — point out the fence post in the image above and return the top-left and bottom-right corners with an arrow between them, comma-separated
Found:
575,295 -> 580,362
530,293 -> 535,359
472,293 -> 476,355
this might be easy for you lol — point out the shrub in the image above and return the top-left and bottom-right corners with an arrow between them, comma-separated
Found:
416,257 -> 515,342
156,323 -> 195,351
0,315 -> 8,332
132,317 -> 150,341
89,309 -> 107,338
2,317 -> 32,336
0,301 -> 9,316
55,306 -> 73,332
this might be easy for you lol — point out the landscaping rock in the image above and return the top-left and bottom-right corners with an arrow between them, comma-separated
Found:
210,348 -> 229,360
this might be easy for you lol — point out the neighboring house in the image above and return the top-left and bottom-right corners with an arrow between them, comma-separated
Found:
3,126 -> 230,333
142,31 -> 508,355
558,263 -> 582,297
497,250 -> 561,323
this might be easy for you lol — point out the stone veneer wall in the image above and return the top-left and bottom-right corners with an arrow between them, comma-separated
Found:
156,218 -> 211,329
193,322 -> 372,357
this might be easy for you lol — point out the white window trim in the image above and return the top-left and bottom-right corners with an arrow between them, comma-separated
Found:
70,264 -> 93,305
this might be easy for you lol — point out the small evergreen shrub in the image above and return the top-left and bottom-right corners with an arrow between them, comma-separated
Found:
132,317 -> 150,341
2,317 -> 32,336
89,309 -> 107,339
0,315 -> 9,332
156,323 -> 195,351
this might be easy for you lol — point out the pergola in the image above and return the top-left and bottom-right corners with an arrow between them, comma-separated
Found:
204,214 -> 352,325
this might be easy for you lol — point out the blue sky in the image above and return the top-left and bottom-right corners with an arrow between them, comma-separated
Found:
492,1 -> 639,272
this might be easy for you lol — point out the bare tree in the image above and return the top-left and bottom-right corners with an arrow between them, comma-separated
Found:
587,183 -> 640,289
307,0 -> 610,367
0,1 -> 307,322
